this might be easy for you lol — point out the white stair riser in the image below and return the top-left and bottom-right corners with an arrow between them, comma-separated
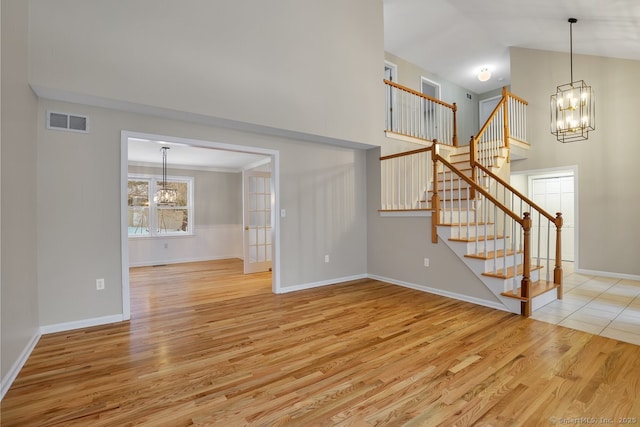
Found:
449,224 -> 495,239
462,239 -> 506,254
439,210 -> 476,224
437,224 -> 553,314
466,253 -> 524,272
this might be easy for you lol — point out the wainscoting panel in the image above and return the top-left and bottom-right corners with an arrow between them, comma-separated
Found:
128,224 -> 242,267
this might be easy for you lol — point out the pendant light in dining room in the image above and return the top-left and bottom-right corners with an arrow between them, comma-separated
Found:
156,146 -> 177,205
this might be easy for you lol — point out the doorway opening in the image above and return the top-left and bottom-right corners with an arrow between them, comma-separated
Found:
511,167 -> 577,263
479,95 -> 501,128
420,77 -> 440,100
121,131 -> 281,320
384,61 -> 398,130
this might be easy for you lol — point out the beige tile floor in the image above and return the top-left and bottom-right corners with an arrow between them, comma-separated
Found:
531,262 -> 640,346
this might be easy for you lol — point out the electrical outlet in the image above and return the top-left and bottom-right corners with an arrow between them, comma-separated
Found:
424,258 -> 430,267
96,278 -> 105,290
324,254 -> 330,263
164,243 -> 168,249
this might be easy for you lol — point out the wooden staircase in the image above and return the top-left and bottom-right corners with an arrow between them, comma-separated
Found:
381,82 -> 563,316
427,145 -> 560,315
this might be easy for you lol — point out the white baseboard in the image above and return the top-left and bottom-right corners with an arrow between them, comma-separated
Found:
575,268 -> 640,282
1,331 -> 41,401
129,255 -> 240,268
368,274 -> 510,313
40,314 -> 125,335
276,274 -> 368,294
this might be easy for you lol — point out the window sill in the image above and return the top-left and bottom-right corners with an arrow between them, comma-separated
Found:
128,233 -> 196,240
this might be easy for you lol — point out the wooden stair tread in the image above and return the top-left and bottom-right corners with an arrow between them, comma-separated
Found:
438,169 -> 471,175
482,264 -> 543,280
465,249 -> 522,260
451,161 -> 471,167
501,280 -> 559,301
433,196 -> 475,202
448,234 -> 506,243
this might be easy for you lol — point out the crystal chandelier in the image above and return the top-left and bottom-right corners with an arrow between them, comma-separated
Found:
550,18 -> 595,143
156,147 -> 177,205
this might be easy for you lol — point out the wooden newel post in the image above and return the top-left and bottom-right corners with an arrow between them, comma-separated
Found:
502,86 -> 510,159
452,103 -> 458,147
469,135 -> 477,200
431,144 -> 440,243
521,212 -> 532,317
554,212 -> 564,299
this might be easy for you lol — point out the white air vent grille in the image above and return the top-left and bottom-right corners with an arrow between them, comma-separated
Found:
47,111 -> 89,133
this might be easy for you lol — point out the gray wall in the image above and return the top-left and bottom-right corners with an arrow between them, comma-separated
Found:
36,98 -> 369,326
366,147 -> 500,304
29,0 -> 385,148
1,0 -> 40,384
510,47 -> 640,276
384,52 -> 480,145
26,0 -> 379,326
1,0 -> 381,384
128,165 -> 242,226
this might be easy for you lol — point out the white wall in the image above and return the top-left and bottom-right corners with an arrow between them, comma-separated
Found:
1,0 -> 40,394
510,47 -> 640,276
36,98 -> 369,326
29,0 -> 385,148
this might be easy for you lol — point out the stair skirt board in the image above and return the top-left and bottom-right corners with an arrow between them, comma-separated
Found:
368,274 -> 513,314
436,224 -> 556,314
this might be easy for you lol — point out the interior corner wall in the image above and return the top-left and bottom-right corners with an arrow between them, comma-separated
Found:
384,52 -> 480,146
1,0 -> 40,387
36,98 -> 368,326
510,47 -> 640,276
28,0 -> 385,147
365,147 -> 500,305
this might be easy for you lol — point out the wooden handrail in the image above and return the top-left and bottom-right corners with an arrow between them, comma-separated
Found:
506,91 -> 529,106
473,162 -> 558,225
384,79 -> 456,109
380,146 -> 432,161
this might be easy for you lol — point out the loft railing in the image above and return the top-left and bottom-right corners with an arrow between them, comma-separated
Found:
473,87 -> 528,168
380,146 -> 433,211
384,79 -> 458,146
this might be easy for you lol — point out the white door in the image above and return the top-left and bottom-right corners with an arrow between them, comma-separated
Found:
530,175 -> 575,262
243,169 -> 273,274
421,77 -> 441,140
479,95 -> 501,127
384,62 -> 397,131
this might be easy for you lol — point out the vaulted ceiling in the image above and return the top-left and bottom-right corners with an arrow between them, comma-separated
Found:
384,0 -> 640,94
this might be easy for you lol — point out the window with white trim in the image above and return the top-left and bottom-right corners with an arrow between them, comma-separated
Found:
127,174 -> 194,237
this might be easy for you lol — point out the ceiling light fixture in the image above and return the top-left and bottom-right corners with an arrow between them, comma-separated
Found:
477,68 -> 491,82
550,18 -> 595,143
156,147 -> 177,206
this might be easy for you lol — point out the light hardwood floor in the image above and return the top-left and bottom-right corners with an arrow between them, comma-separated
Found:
2,259 -> 639,426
